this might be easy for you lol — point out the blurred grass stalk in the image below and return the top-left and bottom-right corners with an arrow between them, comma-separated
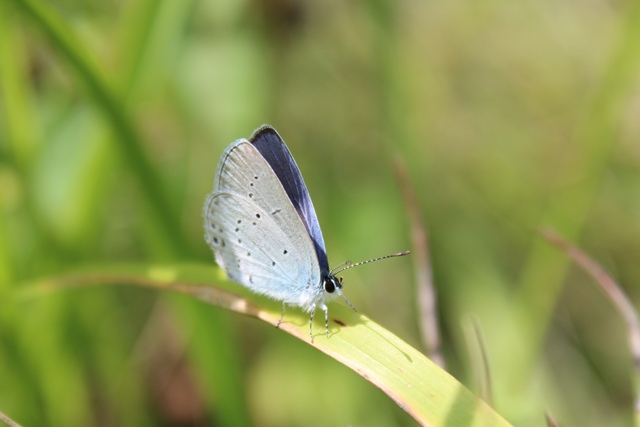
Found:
367,0 -> 640,419
0,0 -> 250,425
4,0 -> 185,255
541,228 -> 640,426
394,156 -> 445,368
462,316 -> 494,409
506,0 -> 640,400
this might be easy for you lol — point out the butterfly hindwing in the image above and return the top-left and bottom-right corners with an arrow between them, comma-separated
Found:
204,193 -> 319,305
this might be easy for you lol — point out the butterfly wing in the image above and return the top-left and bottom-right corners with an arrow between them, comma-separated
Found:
248,126 -> 330,275
204,138 -> 322,309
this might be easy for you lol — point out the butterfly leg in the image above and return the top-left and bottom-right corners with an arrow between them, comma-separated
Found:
316,301 -> 330,338
324,306 -> 330,337
341,294 -> 357,312
276,302 -> 286,328
309,304 -> 316,342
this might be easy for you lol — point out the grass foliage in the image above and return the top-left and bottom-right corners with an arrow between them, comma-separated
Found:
1,0 -> 640,425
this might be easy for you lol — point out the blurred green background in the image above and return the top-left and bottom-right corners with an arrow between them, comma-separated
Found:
1,0 -> 640,426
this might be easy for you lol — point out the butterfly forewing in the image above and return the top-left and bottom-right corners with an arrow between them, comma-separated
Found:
205,139 -> 322,307
249,126 -> 329,273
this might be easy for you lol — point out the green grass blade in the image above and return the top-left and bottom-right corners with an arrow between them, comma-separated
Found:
511,0 -> 640,388
5,0 -> 188,256
0,1 -> 38,169
112,2 -> 250,424
19,263 -> 513,427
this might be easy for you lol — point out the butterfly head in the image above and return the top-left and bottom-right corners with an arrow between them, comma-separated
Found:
322,273 -> 356,312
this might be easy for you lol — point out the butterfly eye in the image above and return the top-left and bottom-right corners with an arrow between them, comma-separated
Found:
324,278 -> 336,293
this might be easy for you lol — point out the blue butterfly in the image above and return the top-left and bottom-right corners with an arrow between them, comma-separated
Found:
204,125 -> 408,341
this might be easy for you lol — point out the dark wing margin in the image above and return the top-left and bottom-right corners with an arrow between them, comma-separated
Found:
249,125 -> 330,274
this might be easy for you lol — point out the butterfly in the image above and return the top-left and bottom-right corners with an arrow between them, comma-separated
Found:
203,125 -> 408,341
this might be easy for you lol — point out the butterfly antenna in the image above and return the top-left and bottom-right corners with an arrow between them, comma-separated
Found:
331,251 -> 410,276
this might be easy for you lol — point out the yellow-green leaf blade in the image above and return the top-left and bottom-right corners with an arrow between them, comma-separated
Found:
18,263 -> 512,427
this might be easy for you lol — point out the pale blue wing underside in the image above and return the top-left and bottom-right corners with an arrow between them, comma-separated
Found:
249,126 -> 330,273
204,139 -> 322,310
